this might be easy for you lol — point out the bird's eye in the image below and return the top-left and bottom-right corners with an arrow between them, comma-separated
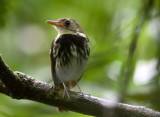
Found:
65,21 -> 70,26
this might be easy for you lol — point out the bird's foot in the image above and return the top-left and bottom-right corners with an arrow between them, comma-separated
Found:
77,91 -> 85,96
77,91 -> 91,97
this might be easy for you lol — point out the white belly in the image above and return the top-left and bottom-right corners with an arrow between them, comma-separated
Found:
55,56 -> 88,82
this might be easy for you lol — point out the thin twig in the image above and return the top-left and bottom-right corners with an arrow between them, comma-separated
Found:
119,0 -> 154,101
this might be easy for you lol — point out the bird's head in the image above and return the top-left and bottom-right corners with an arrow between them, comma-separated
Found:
46,18 -> 84,36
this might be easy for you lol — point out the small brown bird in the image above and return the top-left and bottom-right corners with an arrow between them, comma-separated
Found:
46,18 -> 90,111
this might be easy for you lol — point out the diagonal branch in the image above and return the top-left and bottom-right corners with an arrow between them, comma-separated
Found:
0,80 -> 9,95
0,55 -> 159,117
119,0 -> 154,101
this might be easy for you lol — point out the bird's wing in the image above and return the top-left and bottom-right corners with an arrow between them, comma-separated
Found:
50,39 -> 61,86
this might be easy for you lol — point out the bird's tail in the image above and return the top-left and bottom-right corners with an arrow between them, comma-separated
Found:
55,81 -> 79,112
56,107 -> 68,112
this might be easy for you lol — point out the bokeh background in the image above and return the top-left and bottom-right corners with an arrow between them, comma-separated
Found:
0,0 -> 160,117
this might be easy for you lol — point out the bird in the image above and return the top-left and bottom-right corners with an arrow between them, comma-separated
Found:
46,18 -> 90,111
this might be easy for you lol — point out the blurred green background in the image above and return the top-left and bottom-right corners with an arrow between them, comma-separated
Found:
0,0 -> 160,117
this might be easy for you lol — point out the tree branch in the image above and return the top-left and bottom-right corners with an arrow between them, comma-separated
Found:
0,80 -> 9,95
0,56 -> 159,117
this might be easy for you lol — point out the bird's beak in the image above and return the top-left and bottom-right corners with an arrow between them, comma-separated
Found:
46,20 -> 64,27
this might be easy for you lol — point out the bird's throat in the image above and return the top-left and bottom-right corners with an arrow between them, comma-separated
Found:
54,26 -> 74,36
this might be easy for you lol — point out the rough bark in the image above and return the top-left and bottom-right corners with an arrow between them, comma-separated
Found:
0,56 -> 160,117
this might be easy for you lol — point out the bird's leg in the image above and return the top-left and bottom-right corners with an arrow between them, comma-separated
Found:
61,81 -> 70,99
76,82 -> 91,96
76,82 -> 82,93
76,82 -> 84,95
